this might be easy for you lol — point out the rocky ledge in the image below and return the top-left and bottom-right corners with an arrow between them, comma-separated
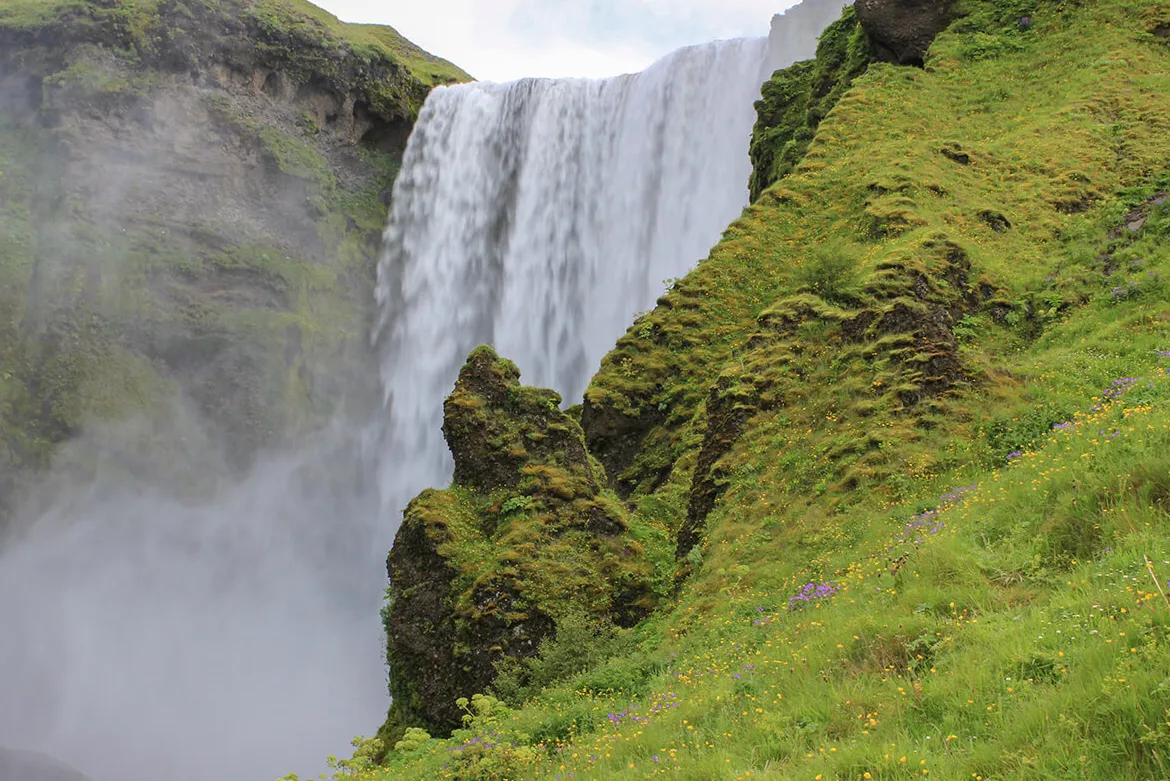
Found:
382,347 -> 658,736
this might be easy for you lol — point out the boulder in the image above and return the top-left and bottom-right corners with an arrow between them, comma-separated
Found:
855,0 -> 956,65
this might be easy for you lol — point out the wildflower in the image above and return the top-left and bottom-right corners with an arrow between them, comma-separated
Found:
1112,282 -> 1140,302
788,581 -> 840,608
1101,378 -> 1136,400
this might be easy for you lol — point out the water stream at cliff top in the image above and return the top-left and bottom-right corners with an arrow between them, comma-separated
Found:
375,0 -> 846,517
0,2 -> 845,780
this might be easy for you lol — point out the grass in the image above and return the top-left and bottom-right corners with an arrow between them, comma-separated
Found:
288,0 -> 1170,779
0,0 -> 469,88
266,0 -> 471,85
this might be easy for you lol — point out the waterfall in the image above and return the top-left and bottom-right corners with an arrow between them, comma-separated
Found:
375,0 -> 846,519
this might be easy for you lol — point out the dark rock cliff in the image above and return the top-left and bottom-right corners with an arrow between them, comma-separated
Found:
0,0 -> 469,520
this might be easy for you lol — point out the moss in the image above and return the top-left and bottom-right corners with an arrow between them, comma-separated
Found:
0,0 -> 472,184
585,0 -> 1170,507
41,48 -> 161,108
748,7 -> 872,202
257,125 -> 332,181
383,348 -> 663,736
0,0 -> 469,95
374,3 -> 1170,776
251,0 -> 470,86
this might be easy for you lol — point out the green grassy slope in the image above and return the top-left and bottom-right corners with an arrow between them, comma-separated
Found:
319,1 -> 1170,779
0,0 -> 470,88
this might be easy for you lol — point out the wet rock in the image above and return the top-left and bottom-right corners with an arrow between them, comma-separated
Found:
443,346 -> 591,493
1109,192 -> 1167,238
677,377 -> 759,563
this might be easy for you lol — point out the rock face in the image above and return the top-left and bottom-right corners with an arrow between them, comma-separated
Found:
383,347 -> 657,735
854,0 -> 956,64
0,747 -> 89,781
0,0 -> 469,522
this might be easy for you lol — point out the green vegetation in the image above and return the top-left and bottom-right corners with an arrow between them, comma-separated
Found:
248,0 -> 470,86
0,0 -> 469,91
381,347 -> 662,741
0,0 -> 467,522
749,7 -> 871,202
330,0 -> 1170,778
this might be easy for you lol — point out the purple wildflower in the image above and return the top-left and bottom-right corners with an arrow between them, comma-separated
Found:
788,581 -> 840,608
1112,281 -> 1142,302
1102,377 -> 1137,400
939,484 -> 976,504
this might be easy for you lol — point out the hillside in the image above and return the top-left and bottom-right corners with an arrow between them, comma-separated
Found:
0,0 -> 469,521
361,0 -> 1170,779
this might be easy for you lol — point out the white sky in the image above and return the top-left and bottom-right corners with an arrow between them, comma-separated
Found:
316,0 -> 803,82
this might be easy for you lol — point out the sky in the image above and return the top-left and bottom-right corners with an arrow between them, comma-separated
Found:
316,0 -> 804,82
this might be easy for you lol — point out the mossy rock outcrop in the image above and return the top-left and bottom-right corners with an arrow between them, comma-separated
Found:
749,6 -> 872,203
383,347 -> 657,735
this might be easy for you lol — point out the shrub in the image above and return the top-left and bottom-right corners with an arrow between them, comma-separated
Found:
793,242 -> 863,305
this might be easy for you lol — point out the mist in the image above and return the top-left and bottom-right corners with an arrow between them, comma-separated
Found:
0,10 -> 405,777
0,402 -> 391,781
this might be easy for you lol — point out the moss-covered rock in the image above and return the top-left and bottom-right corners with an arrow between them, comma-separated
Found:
383,347 -> 657,736
748,7 -> 872,202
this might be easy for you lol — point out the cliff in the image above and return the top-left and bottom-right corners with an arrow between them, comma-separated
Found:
0,0 -> 468,519
375,0 -> 1170,778
382,347 -> 660,738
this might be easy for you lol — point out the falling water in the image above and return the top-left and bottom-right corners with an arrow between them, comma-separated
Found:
375,0 -> 847,515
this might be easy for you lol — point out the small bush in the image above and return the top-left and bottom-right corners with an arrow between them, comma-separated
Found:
794,242 -> 863,305
393,727 -> 432,753
492,610 -> 639,705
